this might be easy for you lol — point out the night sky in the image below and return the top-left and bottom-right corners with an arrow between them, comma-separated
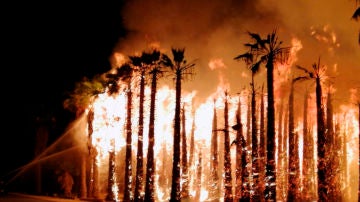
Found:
2,1 -> 126,179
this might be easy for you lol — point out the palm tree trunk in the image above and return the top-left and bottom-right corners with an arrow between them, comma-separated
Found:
251,78 -> 260,200
326,91 -> 341,200
210,100 -> 220,200
316,77 -> 327,201
301,91 -> 316,200
223,92 -> 233,202
144,71 -> 158,202
106,142 -> 116,201
181,104 -> 189,198
234,97 -> 242,201
134,71 -> 145,202
287,81 -> 298,201
123,87 -> 133,202
170,70 -> 182,202
194,150 -> 202,201
265,58 -> 276,201
87,108 -> 95,198
259,85 -> 266,202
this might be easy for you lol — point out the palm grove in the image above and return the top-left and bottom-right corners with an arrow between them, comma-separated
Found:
62,29 -> 359,202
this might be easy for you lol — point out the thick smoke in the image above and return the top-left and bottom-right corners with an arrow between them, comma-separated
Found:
113,0 -> 360,105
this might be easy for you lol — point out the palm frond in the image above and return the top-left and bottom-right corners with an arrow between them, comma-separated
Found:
160,54 -> 174,69
234,52 -> 253,62
129,55 -> 142,67
292,76 -> 310,83
352,7 -> 360,20
244,43 -> 259,50
172,48 -> 185,63
295,65 -> 314,78
248,32 -> 263,44
251,61 -> 262,75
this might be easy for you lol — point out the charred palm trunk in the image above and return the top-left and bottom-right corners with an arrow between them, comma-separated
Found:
87,108 -> 98,198
107,140 -> 116,201
123,87 -> 133,202
259,85 -> 266,202
223,92 -> 233,202
235,96 -> 251,202
316,76 -> 326,201
265,57 -> 276,201
326,91 -> 341,200
181,104 -> 189,198
134,71 -> 145,202
251,77 -> 260,200
301,91 -> 316,200
144,70 -> 158,202
170,70 -> 182,202
276,91 -> 285,201
287,81 -> 299,201
210,101 -> 220,199
189,119 -> 195,174
234,97 -> 242,201
194,150 -> 203,201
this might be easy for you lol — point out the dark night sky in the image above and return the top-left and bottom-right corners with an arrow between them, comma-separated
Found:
1,1 -> 126,179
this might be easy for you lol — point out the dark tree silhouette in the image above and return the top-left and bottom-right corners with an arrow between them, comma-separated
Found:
223,91 -> 233,202
129,53 -> 147,202
143,49 -> 162,202
180,104 -> 189,198
287,76 -> 309,201
231,95 -> 251,201
106,63 -> 134,201
234,29 -> 290,201
296,57 -> 327,201
234,44 -> 261,200
161,48 -> 195,202
210,99 -> 220,200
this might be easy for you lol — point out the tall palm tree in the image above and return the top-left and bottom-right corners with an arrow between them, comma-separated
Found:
223,91 -> 233,202
209,99 -> 220,200
129,52 -> 147,202
234,29 -> 290,201
63,75 -> 105,199
231,95 -> 251,202
296,57 -> 327,201
161,48 -> 195,202
234,47 -> 262,200
301,90 -> 316,201
258,84 -> 266,201
106,63 -> 134,201
143,49 -> 162,202
287,76 -> 308,201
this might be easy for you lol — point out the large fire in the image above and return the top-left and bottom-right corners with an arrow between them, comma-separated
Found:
67,63 -> 359,202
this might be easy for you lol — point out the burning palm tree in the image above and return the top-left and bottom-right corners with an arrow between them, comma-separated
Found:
296,57 -> 327,201
161,47 -> 195,201
234,29 -> 290,201
234,45 -> 262,200
223,91 -> 233,202
63,75 -> 105,199
287,75 -> 309,201
143,49 -> 162,202
106,62 -> 134,201
129,53 -> 146,202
